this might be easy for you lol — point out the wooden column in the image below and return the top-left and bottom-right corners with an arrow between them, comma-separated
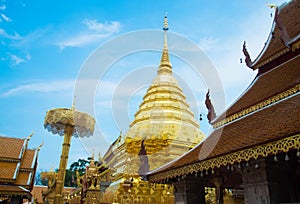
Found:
241,158 -> 278,204
213,175 -> 224,204
173,176 -> 206,204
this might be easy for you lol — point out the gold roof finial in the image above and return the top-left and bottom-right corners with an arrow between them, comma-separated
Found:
158,12 -> 172,75
163,11 -> 169,31
37,140 -> 44,152
26,131 -> 34,142
25,131 -> 34,149
92,149 -> 94,160
267,3 -> 277,9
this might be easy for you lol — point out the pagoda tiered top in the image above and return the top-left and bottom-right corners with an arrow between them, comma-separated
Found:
127,15 -> 203,145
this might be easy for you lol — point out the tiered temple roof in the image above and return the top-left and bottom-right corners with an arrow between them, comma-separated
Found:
0,135 -> 40,200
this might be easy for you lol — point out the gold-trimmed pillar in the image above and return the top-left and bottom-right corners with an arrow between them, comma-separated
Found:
54,126 -> 73,204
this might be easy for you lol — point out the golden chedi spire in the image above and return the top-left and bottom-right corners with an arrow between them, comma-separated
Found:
158,13 -> 172,75
125,13 -> 205,171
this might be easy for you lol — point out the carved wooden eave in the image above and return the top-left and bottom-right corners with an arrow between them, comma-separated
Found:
147,81 -> 300,182
148,134 -> 300,182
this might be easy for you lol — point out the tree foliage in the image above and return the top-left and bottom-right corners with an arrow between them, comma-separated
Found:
69,158 -> 89,176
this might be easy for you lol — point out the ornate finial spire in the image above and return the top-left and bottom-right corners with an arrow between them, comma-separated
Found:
25,131 -> 34,149
37,140 -> 44,152
27,131 -> 34,141
158,12 -> 172,75
89,149 -> 95,167
163,11 -> 169,31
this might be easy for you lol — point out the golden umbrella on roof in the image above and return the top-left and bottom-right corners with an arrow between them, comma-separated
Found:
44,103 -> 95,204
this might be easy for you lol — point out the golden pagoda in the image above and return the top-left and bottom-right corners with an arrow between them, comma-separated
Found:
125,15 -> 204,170
101,14 -> 205,204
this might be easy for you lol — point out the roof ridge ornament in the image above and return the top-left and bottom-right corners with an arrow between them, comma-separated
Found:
25,131 -> 34,149
37,140 -> 44,152
242,41 -> 253,69
205,90 -> 216,124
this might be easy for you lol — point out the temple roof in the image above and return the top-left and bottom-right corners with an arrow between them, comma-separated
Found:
214,54 -> 299,124
0,185 -> 31,197
0,136 -> 25,160
0,135 -> 39,192
149,92 -> 299,175
20,149 -> 37,169
250,0 -> 300,70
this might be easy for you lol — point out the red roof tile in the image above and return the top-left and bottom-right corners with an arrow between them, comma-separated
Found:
15,172 -> 31,186
0,136 -> 38,190
0,136 -> 25,159
20,149 -> 36,169
0,184 -> 30,196
0,161 -> 18,180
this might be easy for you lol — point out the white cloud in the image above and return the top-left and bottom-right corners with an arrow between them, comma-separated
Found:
9,53 -> 25,65
83,19 -> 120,33
5,53 -> 31,65
0,80 -> 75,97
1,13 -> 11,22
0,28 -> 21,40
58,19 -> 121,50
58,33 -> 110,50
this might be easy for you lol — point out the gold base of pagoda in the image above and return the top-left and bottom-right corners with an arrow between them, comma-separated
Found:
101,177 -> 174,204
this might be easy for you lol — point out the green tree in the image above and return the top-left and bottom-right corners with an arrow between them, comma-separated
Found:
69,158 -> 89,176
64,169 -> 77,187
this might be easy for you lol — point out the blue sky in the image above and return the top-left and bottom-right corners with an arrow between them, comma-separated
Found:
0,0 -> 287,170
